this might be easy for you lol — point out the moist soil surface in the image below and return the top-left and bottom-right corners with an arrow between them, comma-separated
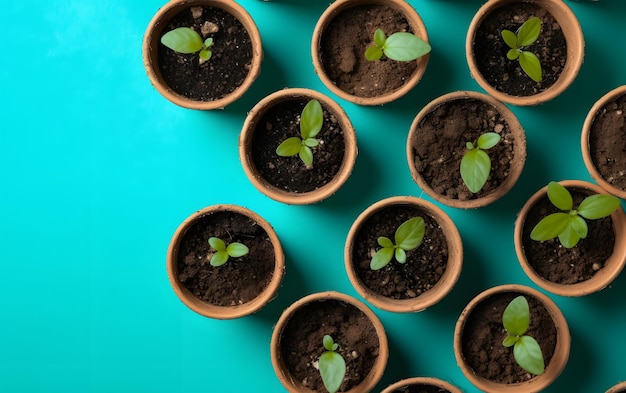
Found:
319,4 -> 419,98
410,97 -> 517,201
251,98 -> 346,193
472,2 -> 567,97
521,187 -> 615,284
351,205 -> 448,299
461,291 -> 557,384
588,93 -> 626,191
278,298 -> 380,392
388,384 -> 452,393
157,6 -> 253,101
176,210 -> 275,307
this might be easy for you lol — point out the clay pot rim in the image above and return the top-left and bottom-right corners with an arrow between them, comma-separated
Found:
514,180 -> 626,297
406,90 -> 526,209
453,284 -> 570,393
142,0 -> 263,110
606,381 -> 626,393
239,87 -> 358,205
344,196 -> 463,313
380,376 -> 462,393
311,0 -> 430,106
270,291 -> 389,393
166,204 -> 285,319
465,0 -> 584,106
581,85 -> 626,199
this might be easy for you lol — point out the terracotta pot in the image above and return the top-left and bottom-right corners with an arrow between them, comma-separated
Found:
143,0 -> 262,110
581,85 -> 626,199
606,381 -> 626,393
311,0 -> 429,106
166,204 -> 284,319
239,88 -> 358,205
344,196 -> 463,312
466,0 -> 584,106
514,180 -> 626,297
270,291 -> 388,393
454,284 -> 570,393
380,377 -> 462,393
407,91 -> 526,209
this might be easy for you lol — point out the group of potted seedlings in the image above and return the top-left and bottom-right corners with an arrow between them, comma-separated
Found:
143,0 -> 626,391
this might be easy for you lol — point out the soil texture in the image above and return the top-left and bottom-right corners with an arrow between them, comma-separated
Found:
589,94 -> 626,191
389,384 -> 452,393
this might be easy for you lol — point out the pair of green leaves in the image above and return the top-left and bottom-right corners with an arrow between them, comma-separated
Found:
318,335 -> 346,393
502,296 -> 545,376
365,29 -> 431,62
460,132 -> 501,193
530,182 -> 620,248
208,237 -> 249,267
370,217 -> 425,270
161,27 -> 214,61
501,16 -> 543,82
276,99 -> 323,167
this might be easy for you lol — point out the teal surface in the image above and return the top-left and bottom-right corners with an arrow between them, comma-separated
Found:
1,0 -> 625,392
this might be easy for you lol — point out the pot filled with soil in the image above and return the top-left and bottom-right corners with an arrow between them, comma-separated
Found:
166,204 -> 284,319
514,180 -> 626,297
407,91 -> 526,209
454,284 -> 570,393
466,0 -> 584,106
143,0 -> 262,110
344,196 -> 463,313
582,85 -> 626,199
380,377 -> 462,393
312,0 -> 430,106
270,291 -> 388,393
239,88 -> 358,205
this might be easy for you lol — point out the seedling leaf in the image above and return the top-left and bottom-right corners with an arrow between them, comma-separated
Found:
514,335 -> 545,375
209,237 -> 226,251
502,29 -> 518,49
394,217 -> 425,250
319,336 -> 346,393
276,137 -> 302,157
517,17 -> 541,47
547,182 -> 573,211
530,212 -> 570,241
370,247 -> 394,270
500,17 -> 543,82
395,248 -> 407,264
300,99 -> 323,139
365,46 -> 383,61
503,296 -> 529,336
503,335 -> 518,348
299,146 -> 313,166
374,29 -> 386,46
210,250 -> 229,267
161,27 -> 205,53
570,215 -> 588,238
226,242 -> 249,258
558,223 -> 581,249
199,50 -> 211,61
577,193 -> 621,220
378,237 -> 394,248
477,132 -> 501,150
507,48 -> 520,61
383,32 -> 431,61
460,149 -> 491,193
518,51 -> 542,82
323,335 -> 334,351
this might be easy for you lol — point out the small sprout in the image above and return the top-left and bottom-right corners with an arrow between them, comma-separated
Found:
365,28 -> 431,62
161,27 -> 214,61
460,132 -> 501,193
276,99 -> 323,167
502,296 -> 545,375
501,16 -> 542,82
530,182 -> 620,248
208,237 -> 249,267
318,335 -> 346,393
370,217 -> 425,270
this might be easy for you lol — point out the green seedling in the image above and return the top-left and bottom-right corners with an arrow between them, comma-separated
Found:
208,237 -> 249,267
501,16 -> 543,82
530,181 -> 620,248
460,132 -> 501,193
502,295 -> 545,375
365,28 -> 431,62
161,27 -> 214,61
276,99 -> 323,167
370,217 -> 425,270
318,335 -> 346,393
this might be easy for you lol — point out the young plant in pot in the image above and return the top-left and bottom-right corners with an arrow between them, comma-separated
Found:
380,377 -> 462,393
143,0 -> 263,110
407,91 -> 526,209
514,180 -> 626,297
466,0 -> 584,106
344,196 -> 463,313
166,204 -> 284,319
239,88 -> 358,205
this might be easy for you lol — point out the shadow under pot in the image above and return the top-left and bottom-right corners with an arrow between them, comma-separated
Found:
270,291 -> 388,393
239,88 -> 358,205
514,180 -> 626,297
407,91 -> 526,209
454,284 -> 570,393
344,196 -> 463,313
166,204 -> 284,319
380,377 -> 462,393
142,0 -> 262,110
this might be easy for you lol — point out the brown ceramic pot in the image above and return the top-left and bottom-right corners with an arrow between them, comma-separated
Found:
606,381 -> 626,393
380,377 -> 462,393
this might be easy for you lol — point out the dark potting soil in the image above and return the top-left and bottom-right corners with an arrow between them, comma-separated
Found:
157,6 -> 253,101
351,205 -> 448,299
388,384 -> 452,393
319,4 -> 419,98
251,98 -> 346,193
461,291 -> 557,384
589,94 -> 626,191
278,299 -> 380,392
521,187 -> 615,284
176,211 -> 275,307
410,98 -> 516,201
472,3 -> 567,96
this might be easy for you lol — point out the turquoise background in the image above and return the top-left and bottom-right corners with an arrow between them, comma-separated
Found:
1,0 -> 625,392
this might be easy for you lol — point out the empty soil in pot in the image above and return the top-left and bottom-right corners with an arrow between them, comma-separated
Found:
388,384 -> 453,393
